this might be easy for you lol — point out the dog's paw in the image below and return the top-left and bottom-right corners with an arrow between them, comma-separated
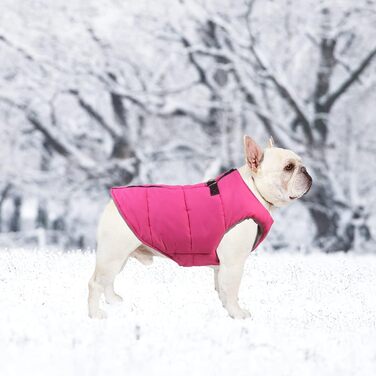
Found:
89,309 -> 108,320
105,293 -> 123,305
227,305 -> 251,320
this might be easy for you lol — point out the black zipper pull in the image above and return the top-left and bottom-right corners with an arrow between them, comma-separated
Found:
206,179 -> 220,196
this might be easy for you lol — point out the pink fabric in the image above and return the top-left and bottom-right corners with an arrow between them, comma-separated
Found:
111,169 -> 273,267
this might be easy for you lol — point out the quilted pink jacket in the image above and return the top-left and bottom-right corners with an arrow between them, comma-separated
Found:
111,169 -> 273,267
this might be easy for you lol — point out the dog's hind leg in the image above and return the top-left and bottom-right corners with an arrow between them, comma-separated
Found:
88,200 -> 141,319
88,242 -> 140,319
88,269 -> 107,319
88,251 -> 132,318
95,259 -> 125,305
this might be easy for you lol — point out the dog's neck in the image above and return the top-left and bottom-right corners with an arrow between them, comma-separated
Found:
238,164 -> 273,212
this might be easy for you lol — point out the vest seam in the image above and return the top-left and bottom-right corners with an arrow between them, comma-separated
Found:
182,187 -> 193,252
145,189 -> 154,247
218,190 -> 227,230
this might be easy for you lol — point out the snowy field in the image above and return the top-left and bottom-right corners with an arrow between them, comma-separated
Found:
1,249 -> 376,376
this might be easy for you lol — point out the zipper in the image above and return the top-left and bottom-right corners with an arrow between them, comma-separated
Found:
126,168 -> 237,191
206,168 -> 236,196
126,184 -> 164,188
217,168 -> 236,181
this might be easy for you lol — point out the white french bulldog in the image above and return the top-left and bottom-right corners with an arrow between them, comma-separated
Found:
88,136 -> 312,319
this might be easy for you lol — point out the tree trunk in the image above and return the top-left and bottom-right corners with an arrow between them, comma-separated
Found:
36,143 -> 50,230
108,86 -> 139,185
305,149 -> 362,252
51,217 -> 65,246
307,187 -> 346,252
0,184 -> 11,232
9,195 -> 22,232
308,192 -> 372,252
36,203 -> 48,229
305,7 -> 345,251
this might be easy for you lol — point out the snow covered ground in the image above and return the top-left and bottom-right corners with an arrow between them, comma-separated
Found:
1,249 -> 376,376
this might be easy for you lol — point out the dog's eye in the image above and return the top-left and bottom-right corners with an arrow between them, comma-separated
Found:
284,163 -> 295,171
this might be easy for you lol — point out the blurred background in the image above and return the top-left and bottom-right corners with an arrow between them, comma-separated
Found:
0,0 -> 375,252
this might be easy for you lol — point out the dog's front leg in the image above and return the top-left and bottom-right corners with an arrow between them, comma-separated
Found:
216,219 -> 257,319
217,261 -> 250,319
213,266 -> 219,292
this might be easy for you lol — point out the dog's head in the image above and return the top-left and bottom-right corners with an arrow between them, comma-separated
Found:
244,135 -> 312,207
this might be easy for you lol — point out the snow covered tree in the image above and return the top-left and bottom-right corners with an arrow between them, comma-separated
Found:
0,0 -> 375,250
144,0 -> 376,251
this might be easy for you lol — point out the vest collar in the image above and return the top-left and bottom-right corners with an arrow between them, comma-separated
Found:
237,165 -> 274,211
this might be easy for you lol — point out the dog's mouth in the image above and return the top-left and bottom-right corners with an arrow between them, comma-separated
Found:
290,171 -> 313,201
303,178 -> 313,196
303,171 -> 313,195
289,180 -> 312,200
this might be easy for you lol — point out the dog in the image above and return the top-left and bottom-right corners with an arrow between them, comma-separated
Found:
88,136 -> 312,319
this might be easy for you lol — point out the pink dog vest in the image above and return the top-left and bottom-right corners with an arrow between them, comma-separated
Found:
111,169 -> 273,267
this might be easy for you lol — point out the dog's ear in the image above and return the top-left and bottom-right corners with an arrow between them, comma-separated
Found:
243,135 -> 263,173
267,136 -> 274,148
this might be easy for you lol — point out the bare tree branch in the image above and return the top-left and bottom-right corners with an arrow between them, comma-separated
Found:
0,34 -> 47,74
0,183 -> 12,208
0,32 -> 70,75
115,89 -> 208,125
324,46 -> 376,109
180,36 -> 216,92
250,45 -> 314,143
197,12 -> 314,144
0,96 -> 97,172
68,89 -> 120,139
26,112 -> 72,158
231,69 -> 293,149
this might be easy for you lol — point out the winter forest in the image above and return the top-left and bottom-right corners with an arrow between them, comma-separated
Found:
2,2 -> 376,375
0,0 -> 375,252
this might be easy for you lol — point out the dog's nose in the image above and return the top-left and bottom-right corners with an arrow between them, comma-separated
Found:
301,166 -> 312,179
301,166 -> 313,195
301,166 -> 313,184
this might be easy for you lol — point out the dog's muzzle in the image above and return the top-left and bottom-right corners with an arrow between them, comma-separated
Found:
301,167 -> 313,195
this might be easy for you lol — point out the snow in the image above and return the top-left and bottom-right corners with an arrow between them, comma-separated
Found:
1,249 -> 376,376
